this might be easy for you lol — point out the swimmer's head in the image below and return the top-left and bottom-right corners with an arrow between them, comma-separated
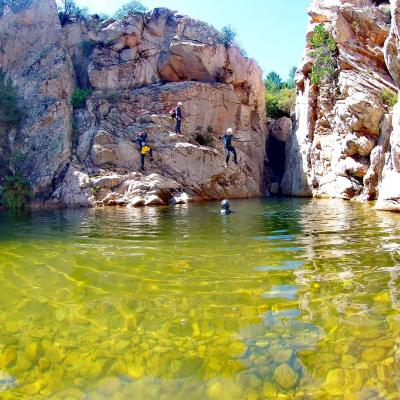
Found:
221,199 -> 230,210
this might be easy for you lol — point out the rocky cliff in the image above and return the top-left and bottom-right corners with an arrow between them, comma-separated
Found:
0,0 -> 267,208
282,0 -> 400,212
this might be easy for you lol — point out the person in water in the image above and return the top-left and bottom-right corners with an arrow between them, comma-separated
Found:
136,132 -> 153,171
220,199 -> 232,215
219,128 -> 239,167
175,101 -> 183,134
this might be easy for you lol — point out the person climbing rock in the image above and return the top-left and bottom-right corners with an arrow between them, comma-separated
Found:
136,132 -> 153,172
175,101 -> 183,134
220,199 -> 233,215
219,128 -> 239,167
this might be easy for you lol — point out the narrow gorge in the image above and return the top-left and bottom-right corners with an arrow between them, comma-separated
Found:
0,0 -> 400,212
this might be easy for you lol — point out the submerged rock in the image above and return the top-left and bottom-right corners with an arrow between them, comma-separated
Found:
273,363 -> 298,390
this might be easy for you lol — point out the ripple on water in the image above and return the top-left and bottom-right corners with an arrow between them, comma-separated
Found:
0,199 -> 400,399
254,261 -> 304,271
262,285 -> 297,300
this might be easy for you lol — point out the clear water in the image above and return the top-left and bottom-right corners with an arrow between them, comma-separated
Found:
0,198 -> 399,400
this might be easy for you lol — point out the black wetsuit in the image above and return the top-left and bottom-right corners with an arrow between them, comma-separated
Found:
220,134 -> 238,165
136,133 -> 153,170
175,106 -> 182,134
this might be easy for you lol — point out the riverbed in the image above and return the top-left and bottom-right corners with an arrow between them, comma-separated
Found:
0,198 -> 399,399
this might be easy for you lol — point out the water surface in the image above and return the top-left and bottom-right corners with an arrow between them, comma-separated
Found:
0,198 -> 399,399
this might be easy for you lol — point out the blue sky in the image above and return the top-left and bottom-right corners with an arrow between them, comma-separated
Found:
74,0 -> 310,79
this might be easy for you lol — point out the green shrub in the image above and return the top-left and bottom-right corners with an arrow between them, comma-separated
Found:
219,25 -> 237,47
114,1 -> 147,19
71,88 -> 93,109
58,0 -> 88,25
276,87 -> 296,116
264,68 -> 296,118
265,91 -> 280,119
1,174 -> 31,209
91,185 -> 101,195
308,24 -> 337,85
0,69 -> 23,135
265,71 -> 283,92
379,88 -> 398,108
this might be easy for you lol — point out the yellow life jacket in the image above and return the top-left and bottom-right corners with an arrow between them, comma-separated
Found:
141,145 -> 150,155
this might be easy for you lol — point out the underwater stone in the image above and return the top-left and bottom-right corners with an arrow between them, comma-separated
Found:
272,349 -> 293,363
362,347 -> 386,362
38,357 -> 50,371
273,363 -> 298,390
263,382 -> 278,398
324,369 -> 345,396
25,342 -> 40,362
0,348 -> 17,368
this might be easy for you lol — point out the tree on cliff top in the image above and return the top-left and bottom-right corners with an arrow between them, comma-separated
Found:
58,0 -> 88,26
264,68 -> 296,118
219,25 -> 237,47
114,1 -> 148,19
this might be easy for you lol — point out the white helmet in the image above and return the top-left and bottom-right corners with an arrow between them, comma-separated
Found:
177,101 -> 183,106
221,199 -> 230,210
227,128 -> 233,134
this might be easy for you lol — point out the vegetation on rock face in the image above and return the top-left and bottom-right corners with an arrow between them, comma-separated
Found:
308,24 -> 338,85
379,88 -> 398,108
1,174 -> 31,209
0,0 -> 12,13
264,68 -> 296,118
0,69 -> 23,135
219,25 -> 237,47
114,1 -> 148,19
58,0 -> 88,26
71,88 -> 93,109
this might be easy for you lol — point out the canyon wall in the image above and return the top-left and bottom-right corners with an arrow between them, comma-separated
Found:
0,0 -> 75,199
282,0 -> 400,212
0,0 -> 267,208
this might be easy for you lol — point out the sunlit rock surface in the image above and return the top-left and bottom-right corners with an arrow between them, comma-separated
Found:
0,1 -> 266,207
283,0 -> 400,211
0,0 -> 75,198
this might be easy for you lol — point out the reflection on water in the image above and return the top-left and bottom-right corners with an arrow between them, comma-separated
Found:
0,198 -> 399,399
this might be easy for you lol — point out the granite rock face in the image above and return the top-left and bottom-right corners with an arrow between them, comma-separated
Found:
0,1 -> 267,207
54,7 -> 267,207
282,0 -> 400,211
0,0 -> 75,199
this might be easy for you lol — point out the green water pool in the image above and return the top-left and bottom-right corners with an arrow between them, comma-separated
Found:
0,198 -> 399,399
